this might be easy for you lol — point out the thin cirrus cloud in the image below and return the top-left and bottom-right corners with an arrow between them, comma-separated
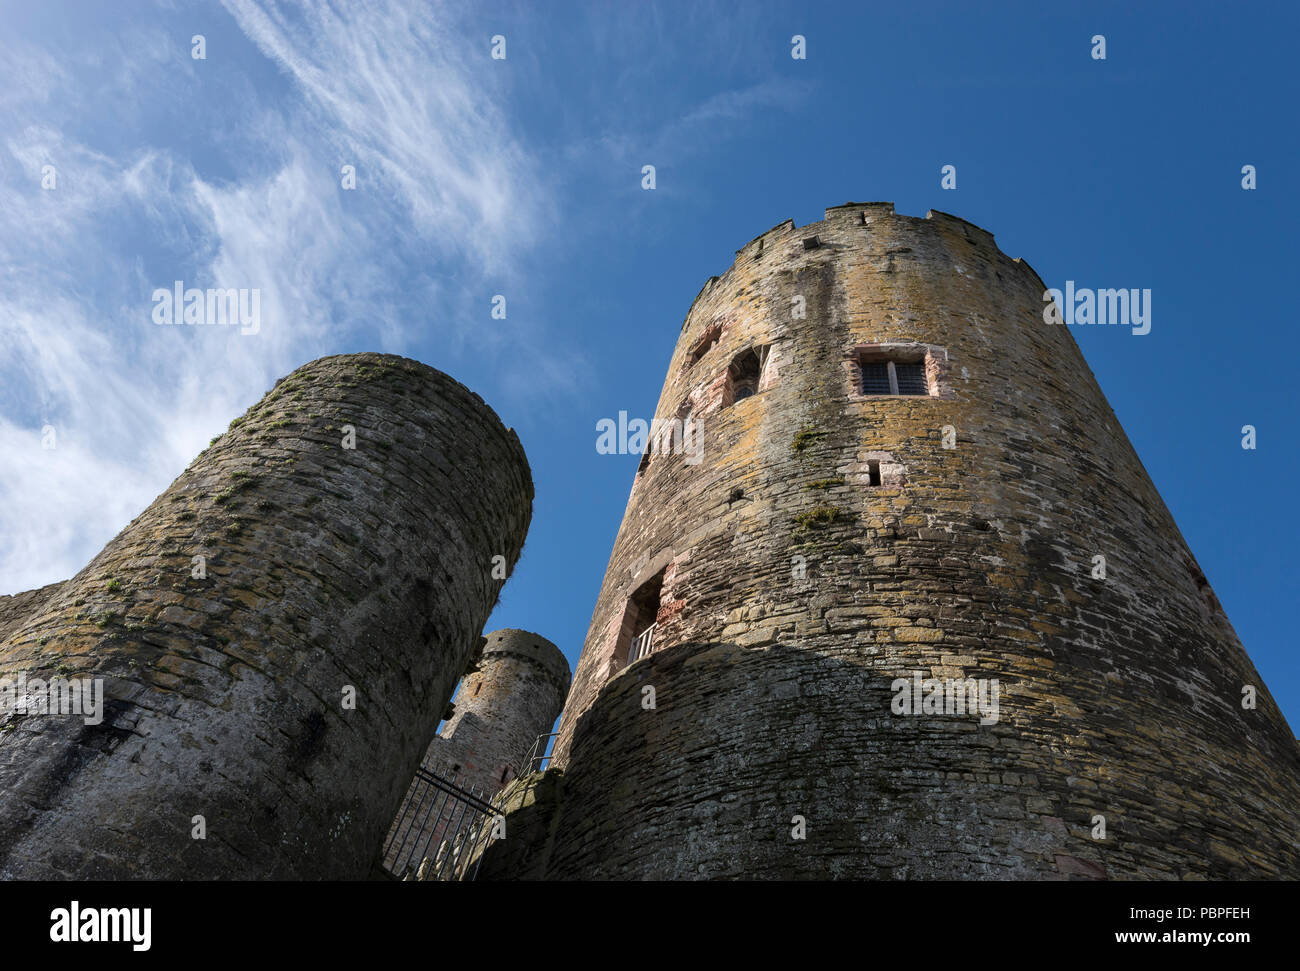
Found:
1,1 -> 810,596
0,2 -> 558,595
221,0 -> 550,267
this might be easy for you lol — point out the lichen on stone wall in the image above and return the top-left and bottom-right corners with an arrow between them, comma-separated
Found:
528,203 -> 1300,880
0,352 -> 533,879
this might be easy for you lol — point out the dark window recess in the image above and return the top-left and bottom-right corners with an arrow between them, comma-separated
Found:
673,401 -> 694,450
687,324 -> 722,367
620,571 -> 664,667
726,346 -> 767,405
861,361 -> 891,395
895,362 -> 928,395
803,236 -> 821,250
866,460 -> 881,487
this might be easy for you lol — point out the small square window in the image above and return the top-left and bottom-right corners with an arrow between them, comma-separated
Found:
853,350 -> 935,397
686,324 -> 722,368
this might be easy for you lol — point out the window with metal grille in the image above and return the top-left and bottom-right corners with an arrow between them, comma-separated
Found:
858,356 -> 931,396
618,570 -> 664,669
861,361 -> 891,394
894,362 -> 927,395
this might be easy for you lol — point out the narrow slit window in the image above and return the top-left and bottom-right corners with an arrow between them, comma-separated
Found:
673,401 -> 694,451
866,460 -> 881,487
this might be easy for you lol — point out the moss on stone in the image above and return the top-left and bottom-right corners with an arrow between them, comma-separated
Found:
794,506 -> 841,529
804,477 -> 844,490
792,428 -> 827,453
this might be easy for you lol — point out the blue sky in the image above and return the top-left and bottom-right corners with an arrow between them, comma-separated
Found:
2,1 -> 1296,728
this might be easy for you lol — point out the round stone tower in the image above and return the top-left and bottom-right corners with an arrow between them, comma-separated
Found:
429,628 -> 571,792
0,353 -> 533,879
381,628 -> 569,878
529,203 -> 1300,879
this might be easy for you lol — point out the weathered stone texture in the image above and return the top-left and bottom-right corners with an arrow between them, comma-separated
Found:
468,769 -> 565,881
428,628 -> 569,792
0,582 -> 64,645
0,352 -> 532,879
523,203 -> 1300,879
382,628 -> 568,873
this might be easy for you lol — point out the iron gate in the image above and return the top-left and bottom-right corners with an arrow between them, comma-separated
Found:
381,764 -> 497,881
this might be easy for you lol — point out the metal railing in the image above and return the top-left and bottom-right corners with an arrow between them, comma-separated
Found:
381,764 -> 498,881
519,730 -> 559,776
628,623 -> 656,664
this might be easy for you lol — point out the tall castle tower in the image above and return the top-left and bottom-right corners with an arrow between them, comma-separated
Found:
430,629 -> 570,793
492,203 -> 1300,880
0,353 -> 533,880
382,629 -> 569,877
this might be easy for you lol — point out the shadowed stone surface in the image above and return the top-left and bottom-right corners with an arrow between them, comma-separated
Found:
0,352 -> 532,879
428,628 -> 569,792
484,203 -> 1300,880
381,628 -> 568,875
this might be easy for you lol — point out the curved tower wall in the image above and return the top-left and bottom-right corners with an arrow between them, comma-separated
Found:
538,203 -> 1300,879
0,353 -> 533,879
381,628 -> 570,876
427,628 -> 570,791
0,581 -> 64,645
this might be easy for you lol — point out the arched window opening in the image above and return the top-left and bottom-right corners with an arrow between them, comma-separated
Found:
725,346 -> 769,406
616,569 -> 665,670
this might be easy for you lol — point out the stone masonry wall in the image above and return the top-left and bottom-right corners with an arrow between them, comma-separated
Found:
429,628 -> 570,793
381,628 -> 569,876
0,352 -> 533,879
0,582 -> 64,645
530,203 -> 1300,879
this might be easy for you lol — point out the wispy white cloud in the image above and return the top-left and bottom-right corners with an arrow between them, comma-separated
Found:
222,0 -> 550,268
0,1 -> 560,594
577,77 -> 816,177
0,0 -> 806,595
0,41 -> 71,111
